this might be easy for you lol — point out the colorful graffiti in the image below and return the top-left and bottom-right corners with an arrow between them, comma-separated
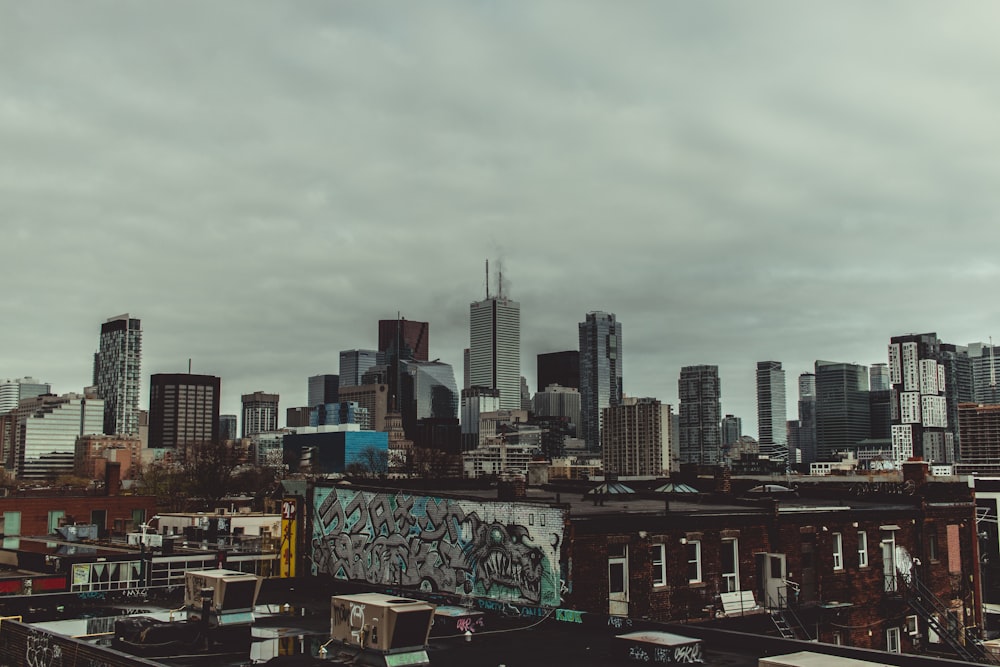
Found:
311,488 -> 564,607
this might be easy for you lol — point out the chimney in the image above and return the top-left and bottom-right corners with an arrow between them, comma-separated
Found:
902,459 -> 929,489
714,466 -> 732,494
105,460 -> 121,497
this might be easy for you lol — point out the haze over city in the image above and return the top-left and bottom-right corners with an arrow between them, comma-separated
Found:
4,2 -> 1000,435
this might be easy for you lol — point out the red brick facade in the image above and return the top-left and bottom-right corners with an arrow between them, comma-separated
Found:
563,479 -> 980,654
0,494 -> 157,536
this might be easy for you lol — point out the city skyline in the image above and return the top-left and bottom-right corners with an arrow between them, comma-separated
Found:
5,4 -> 1000,437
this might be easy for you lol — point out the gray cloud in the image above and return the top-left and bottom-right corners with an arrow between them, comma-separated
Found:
3,2 -> 1000,437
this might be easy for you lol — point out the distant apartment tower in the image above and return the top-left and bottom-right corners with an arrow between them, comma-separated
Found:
797,373 -> 817,464
339,351 -> 377,389
537,351 -> 580,391
148,374 -> 221,453
969,343 -> 1000,404
94,314 -> 142,435
533,385 -> 582,438
218,414 -> 237,441
888,334 -> 951,463
601,397 -> 668,476
678,365 -> 722,466
579,312 -> 623,450
0,378 -> 51,414
958,403 -> 1000,474
814,361 -> 869,461
308,374 -> 340,407
469,293 -> 521,411
241,392 -> 279,438
721,414 -> 742,448
756,361 -> 788,464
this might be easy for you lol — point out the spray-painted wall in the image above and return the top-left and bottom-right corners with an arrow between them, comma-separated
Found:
310,487 -> 565,607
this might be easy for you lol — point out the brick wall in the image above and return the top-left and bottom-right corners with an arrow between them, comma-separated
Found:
0,495 -> 157,536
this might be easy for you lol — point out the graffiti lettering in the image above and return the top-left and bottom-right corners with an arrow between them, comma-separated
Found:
609,615 -> 633,629
77,592 -> 106,600
849,480 -> 915,497
25,629 -> 63,667
670,643 -> 704,663
629,646 -> 650,662
555,608 -> 583,623
122,587 -> 148,598
311,489 -> 565,607
455,616 -> 484,633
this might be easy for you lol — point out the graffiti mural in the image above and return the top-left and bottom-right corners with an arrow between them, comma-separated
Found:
311,488 -> 565,607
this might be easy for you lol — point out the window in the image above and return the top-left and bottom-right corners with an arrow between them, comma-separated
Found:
832,533 -> 844,571
947,524 -> 961,575
47,511 -> 65,535
721,538 -> 739,593
2,511 -> 21,537
833,630 -> 844,645
886,626 -> 901,653
927,526 -> 939,562
858,531 -> 868,567
651,544 -> 666,587
686,540 -> 702,583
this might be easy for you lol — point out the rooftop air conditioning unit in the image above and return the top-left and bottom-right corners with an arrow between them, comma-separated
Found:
330,593 -> 435,653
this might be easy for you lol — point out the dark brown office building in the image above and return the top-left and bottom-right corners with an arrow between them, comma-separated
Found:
378,318 -> 429,362
537,350 -> 580,391
148,374 -> 221,453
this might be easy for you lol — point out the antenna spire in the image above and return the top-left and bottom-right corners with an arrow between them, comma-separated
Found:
485,259 -> 489,299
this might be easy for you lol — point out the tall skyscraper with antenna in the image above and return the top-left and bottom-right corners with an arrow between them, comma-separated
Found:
469,262 -> 521,411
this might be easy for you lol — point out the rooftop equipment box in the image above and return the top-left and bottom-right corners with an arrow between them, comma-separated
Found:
184,569 -> 262,616
330,592 -> 435,652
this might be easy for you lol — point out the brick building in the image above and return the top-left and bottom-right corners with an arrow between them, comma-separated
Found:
298,462 -> 983,660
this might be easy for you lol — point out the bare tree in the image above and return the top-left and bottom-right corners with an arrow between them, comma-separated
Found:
356,446 -> 388,478
182,440 -> 236,510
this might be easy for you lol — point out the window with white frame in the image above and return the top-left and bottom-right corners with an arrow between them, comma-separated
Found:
651,544 -> 666,587
858,530 -> 868,567
833,532 -> 844,571
721,538 -> 739,593
886,626 -> 901,653
686,540 -> 702,583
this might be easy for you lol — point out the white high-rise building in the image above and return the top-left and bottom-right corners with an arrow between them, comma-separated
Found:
756,361 -> 788,464
0,377 -> 51,414
94,314 -> 142,436
469,295 -> 521,411
12,392 -> 104,479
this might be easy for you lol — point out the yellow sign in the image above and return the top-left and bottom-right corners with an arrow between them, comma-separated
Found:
73,564 -> 90,587
280,497 -> 298,578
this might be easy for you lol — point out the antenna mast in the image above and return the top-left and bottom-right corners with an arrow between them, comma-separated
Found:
485,259 -> 489,299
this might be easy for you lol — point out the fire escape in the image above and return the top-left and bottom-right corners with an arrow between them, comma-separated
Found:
894,571 -> 998,665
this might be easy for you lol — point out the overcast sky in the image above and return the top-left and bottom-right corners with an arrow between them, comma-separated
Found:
4,2 -> 1000,437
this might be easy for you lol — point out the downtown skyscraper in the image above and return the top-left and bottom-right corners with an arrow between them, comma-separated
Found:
148,373 -> 221,454
93,313 -> 142,436
888,333 -> 950,464
469,290 -> 521,411
678,365 -> 722,466
578,312 -> 622,450
756,361 -> 787,464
